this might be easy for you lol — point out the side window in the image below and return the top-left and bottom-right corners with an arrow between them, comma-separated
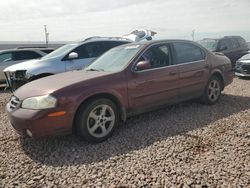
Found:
218,40 -> 227,51
173,42 -> 205,64
72,45 -> 89,59
137,44 -> 172,70
85,42 -> 107,58
0,52 -> 13,63
231,38 -> 240,49
14,51 -> 42,60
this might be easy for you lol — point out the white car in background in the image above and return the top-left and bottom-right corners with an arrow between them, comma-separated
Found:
4,29 -> 156,90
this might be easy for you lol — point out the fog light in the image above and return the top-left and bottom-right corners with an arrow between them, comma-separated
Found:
26,129 -> 33,137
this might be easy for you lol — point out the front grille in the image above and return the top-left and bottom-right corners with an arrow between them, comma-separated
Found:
242,64 -> 250,74
9,96 -> 20,110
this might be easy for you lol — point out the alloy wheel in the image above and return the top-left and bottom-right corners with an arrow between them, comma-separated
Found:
87,104 -> 115,138
208,80 -> 221,102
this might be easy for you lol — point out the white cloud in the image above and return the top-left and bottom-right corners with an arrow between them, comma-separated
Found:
0,0 -> 249,41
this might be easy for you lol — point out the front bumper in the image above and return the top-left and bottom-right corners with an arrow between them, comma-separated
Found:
235,72 -> 250,77
6,100 -> 73,138
235,62 -> 250,77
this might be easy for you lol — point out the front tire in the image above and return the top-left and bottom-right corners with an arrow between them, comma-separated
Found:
201,76 -> 222,105
75,98 -> 119,143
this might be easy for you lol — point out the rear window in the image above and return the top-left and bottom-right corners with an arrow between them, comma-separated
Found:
173,42 -> 205,64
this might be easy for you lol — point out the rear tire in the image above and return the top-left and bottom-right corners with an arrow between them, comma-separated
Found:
201,76 -> 222,105
75,98 -> 119,143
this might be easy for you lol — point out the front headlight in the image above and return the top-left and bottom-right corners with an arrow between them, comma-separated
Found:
22,95 -> 57,110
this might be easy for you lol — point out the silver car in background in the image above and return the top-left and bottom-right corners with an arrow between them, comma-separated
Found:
0,48 -> 53,84
4,29 -> 156,90
235,53 -> 250,77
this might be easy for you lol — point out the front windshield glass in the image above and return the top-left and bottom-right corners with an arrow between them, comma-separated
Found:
86,44 -> 143,72
42,43 -> 78,60
198,39 -> 218,51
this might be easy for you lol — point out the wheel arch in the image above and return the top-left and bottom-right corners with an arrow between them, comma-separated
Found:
210,70 -> 225,90
72,92 -> 127,134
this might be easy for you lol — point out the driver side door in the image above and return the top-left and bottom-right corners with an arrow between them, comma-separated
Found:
127,43 -> 179,113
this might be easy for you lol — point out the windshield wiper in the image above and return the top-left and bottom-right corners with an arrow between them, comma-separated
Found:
86,68 -> 104,71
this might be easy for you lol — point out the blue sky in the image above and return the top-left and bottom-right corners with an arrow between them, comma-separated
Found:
0,0 -> 250,41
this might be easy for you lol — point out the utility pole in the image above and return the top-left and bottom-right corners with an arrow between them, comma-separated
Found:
191,29 -> 195,41
44,25 -> 49,47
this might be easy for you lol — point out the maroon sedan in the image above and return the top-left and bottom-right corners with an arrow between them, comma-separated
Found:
6,40 -> 234,142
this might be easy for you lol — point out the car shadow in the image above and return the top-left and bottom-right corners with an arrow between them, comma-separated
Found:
20,94 -> 250,166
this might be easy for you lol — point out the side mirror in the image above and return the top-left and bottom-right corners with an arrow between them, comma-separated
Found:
68,52 -> 79,60
219,46 -> 227,51
135,61 -> 151,71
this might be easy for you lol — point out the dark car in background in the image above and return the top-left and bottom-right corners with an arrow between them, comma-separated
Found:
6,40 -> 234,143
198,36 -> 249,67
235,53 -> 250,77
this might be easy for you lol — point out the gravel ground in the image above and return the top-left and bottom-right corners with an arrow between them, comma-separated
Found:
0,78 -> 250,187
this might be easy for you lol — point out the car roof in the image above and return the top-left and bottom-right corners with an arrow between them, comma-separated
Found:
81,37 -> 132,43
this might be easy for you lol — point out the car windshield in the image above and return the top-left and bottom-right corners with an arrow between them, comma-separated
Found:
198,39 -> 218,51
240,53 -> 250,60
86,44 -> 143,72
42,43 -> 78,60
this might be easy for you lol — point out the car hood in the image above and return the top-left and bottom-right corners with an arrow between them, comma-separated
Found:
3,58 -> 53,72
14,70 -> 113,100
238,59 -> 250,64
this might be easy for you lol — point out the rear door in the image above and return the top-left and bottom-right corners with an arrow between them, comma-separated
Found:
127,43 -> 179,112
172,42 -> 209,101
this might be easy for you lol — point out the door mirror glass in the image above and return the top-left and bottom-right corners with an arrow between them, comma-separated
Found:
68,52 -> 79,60
135,61 -> 151,71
